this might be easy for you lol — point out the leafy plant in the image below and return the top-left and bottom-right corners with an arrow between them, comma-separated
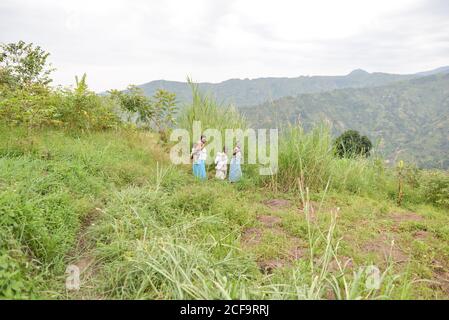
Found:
334,130 -> 372,158
0,85 -> 58,128
0,252 -> 35,299
109,86 -> 177,133
419,170 -> 449,208
0,73 -> 120,131
55,74 -> 120,131
152,89 -> 177,132
0,41 -> 55,90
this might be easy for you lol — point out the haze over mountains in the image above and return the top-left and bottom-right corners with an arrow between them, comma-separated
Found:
137,66 -> 449,168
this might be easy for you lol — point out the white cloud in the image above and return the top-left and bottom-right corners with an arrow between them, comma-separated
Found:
1,0 -> 448,91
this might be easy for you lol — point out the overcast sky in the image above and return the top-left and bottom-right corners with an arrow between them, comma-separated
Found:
1,0 -> 448,92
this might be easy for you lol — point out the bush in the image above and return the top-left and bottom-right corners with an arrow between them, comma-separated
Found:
109,86 -> 177,135
419,170 -> 449,208
54,74 -> 120,130
0,85 -> 59,128
0,74 -> 120,130
334,130 -> 372,158
0,251 -> 36,299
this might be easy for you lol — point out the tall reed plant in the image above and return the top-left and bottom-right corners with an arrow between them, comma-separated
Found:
273,123 -> 391,196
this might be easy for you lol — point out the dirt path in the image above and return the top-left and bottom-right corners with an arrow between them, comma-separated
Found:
64,207 -> 104,299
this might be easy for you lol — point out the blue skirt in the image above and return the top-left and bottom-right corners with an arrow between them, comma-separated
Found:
193,160 -> 207,180
229,158 -> 242,182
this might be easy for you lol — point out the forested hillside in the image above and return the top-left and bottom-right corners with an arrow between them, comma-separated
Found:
241,74 -> 449,169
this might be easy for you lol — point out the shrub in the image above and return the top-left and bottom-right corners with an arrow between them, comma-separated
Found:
334,130 -> 372,158
0,74 -> 120,130
109,85 -> 177,134
419,170 -> 449,208
0,251 -> 36,299
0,85 -> 59,128
54,74 -> 120,130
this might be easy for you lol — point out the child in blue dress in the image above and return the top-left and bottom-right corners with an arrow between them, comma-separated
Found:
229,145 -> 242,183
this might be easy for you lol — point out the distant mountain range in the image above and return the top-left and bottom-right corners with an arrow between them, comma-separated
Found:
242,73 -> 449,168
138,66 -> 449,107
137,66 -> 449,168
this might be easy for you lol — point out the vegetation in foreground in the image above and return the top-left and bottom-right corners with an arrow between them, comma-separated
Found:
1,126 -> 448,299
1,41 -> 448,300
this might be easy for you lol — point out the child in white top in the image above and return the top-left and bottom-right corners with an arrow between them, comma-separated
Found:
214,148 -> 228,180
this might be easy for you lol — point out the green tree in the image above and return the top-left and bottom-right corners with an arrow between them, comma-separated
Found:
109,86 -> 177,131
109,85 -> 154,125
334,130 -> 372,158
152,89 -> 177,131
0,41 -> 55,90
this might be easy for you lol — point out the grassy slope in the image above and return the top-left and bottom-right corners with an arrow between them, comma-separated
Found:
1,126 -> 448,299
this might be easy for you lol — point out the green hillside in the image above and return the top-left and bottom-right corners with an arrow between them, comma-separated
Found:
241,74 -> 449,169
138,67 -> 449,107
1,41 -> 448,301
2,126 -> 449,300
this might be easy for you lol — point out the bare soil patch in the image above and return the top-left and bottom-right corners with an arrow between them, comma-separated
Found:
257,245 -> 307,274
257,215 -> 282,228
297,201 -> 318,221
73,207 -> 102,253
258,259 -> 285,274
390,212 -> 423,223
328,256 -> 355,272
243,211 -> 308,273
65,207 -> 103,298
413,230 -> 430,240
362,235 -> 408,263
288,246 -> 307,260
432,260 -> 449,295
74,256 -> 94,274
297,201 -> 339,222
241,227 -> 263,246
263,199 -> 291,210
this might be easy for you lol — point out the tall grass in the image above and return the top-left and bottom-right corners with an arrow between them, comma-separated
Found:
177,79 -> 247,136
273,123 -> 393,196
295,181 -> 403,299
89,180 -> 259,299
0,126 -> 169,298
85,164 -> 405,300
275,124 -> 333,191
